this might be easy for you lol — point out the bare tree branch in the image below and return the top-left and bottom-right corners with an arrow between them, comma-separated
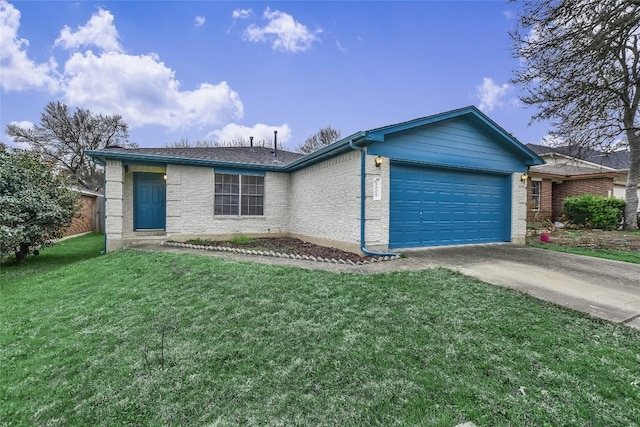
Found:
296,126 -> 341,154
6,102 -> 131,191
511,0 -> 640,229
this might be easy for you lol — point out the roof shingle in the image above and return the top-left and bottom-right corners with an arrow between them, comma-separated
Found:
101,146 -> 304,166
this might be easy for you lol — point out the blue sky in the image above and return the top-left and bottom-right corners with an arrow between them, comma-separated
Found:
1,1 -> 551,150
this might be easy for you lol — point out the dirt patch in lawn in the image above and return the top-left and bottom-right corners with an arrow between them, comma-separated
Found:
530,229 -> 640,251
185,237 -> 375,263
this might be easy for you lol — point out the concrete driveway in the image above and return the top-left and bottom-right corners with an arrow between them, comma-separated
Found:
405,245 -> 640,330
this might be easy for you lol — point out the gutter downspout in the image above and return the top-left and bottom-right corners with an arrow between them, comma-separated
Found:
101,169 -> 107,255
349,140 -> 397,257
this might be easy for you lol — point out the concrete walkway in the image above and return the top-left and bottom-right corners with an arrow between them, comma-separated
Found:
136,243 -> 640,330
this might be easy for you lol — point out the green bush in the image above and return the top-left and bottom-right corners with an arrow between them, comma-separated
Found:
563,195 -> 625,230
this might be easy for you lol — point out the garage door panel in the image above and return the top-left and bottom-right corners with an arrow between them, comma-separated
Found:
390,164 -> 509,248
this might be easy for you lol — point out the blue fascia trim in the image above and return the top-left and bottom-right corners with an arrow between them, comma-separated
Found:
214,167 -> 265,176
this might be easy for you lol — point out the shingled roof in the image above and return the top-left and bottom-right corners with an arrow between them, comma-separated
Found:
98,146 -> 304,166
526,143 -> 631,171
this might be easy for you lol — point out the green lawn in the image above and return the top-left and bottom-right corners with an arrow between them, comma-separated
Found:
2,235 -> 639,426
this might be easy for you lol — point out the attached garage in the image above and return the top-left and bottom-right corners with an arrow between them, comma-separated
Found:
365,106 -> 543,251
389,164 -> 510,248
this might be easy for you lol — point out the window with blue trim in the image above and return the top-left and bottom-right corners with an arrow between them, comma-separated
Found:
214,173 -> 264,215
531,180 -> 541,211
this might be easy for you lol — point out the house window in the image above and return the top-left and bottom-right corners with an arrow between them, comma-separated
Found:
531,180 -> 541,210
214,173 -> 264,215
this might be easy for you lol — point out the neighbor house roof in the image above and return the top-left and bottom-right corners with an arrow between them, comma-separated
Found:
526,143 -> 631,171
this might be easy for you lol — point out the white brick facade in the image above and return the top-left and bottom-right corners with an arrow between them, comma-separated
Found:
289,151 -> 362,252
511,172 -> 527,245
102,152 -> 529,252
104,159 -> 124,251
164,165 -> 290,240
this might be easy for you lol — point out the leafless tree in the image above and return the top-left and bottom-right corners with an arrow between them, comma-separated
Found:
511,0 -> 640,229
6,101 -> 131,191
296,126 -> 341,154
164,138 -> 277,149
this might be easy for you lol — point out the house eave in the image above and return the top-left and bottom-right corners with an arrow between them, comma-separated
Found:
528,170 -> 625,181
84,150 -> 291,172
284,131 -> 367,172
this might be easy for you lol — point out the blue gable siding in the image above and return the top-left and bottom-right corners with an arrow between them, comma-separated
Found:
367,117 -> 528,173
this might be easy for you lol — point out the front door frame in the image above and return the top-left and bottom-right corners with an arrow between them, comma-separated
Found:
133,172 -> 166,230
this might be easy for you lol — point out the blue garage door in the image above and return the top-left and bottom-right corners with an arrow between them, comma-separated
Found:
390,164 -> 509,248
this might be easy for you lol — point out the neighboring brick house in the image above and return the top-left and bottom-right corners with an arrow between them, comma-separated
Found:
524,144 -> 638,223
63,187 -> 104,237
86,106 -> 543,254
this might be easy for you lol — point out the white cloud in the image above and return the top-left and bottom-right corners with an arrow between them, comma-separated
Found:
195,16 -> 205,27
2,3 -> 247,132
336,40 -> 348,54
61,50 -> 243,129
5,120 -> 34,148
0,0 -> 58,92
476,77 -> 511,112
232,9 -> 252,20
9,119 -> 34,129
55,8 -> 121,52
244,7 -> 321,53
206,123 -> 292,146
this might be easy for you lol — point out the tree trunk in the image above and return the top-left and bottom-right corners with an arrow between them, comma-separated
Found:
623,134 -> 639,230
14,242 -> 30,264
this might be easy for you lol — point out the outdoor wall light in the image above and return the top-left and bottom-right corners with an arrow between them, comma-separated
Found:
163,174 -> 167,180
521,173 -> 529,182
374,156 -> 383,168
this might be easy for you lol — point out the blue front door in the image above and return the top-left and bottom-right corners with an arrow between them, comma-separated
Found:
134,173 -> 166,230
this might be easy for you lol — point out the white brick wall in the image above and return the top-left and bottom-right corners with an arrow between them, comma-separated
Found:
289,151 -> 362,251
363,152 -> 390,250
164,165 -> 290,239
511,172 -> 527,244
105,159 -> 124,251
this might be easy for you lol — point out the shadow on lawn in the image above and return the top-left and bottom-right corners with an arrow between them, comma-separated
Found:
0,233 -> 104,277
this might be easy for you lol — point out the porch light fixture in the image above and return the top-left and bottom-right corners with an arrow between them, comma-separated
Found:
163,174 -> 167,180
374,156 -> 383,168
521,173 -> 529,182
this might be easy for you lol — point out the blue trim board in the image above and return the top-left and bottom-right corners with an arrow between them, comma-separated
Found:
213,167 -> 265,176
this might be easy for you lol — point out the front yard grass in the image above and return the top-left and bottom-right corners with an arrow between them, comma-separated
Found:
2,236 -> 639,426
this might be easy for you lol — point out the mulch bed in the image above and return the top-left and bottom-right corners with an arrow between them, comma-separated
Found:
530,229 -> 640,251
184,237 -> 375,263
